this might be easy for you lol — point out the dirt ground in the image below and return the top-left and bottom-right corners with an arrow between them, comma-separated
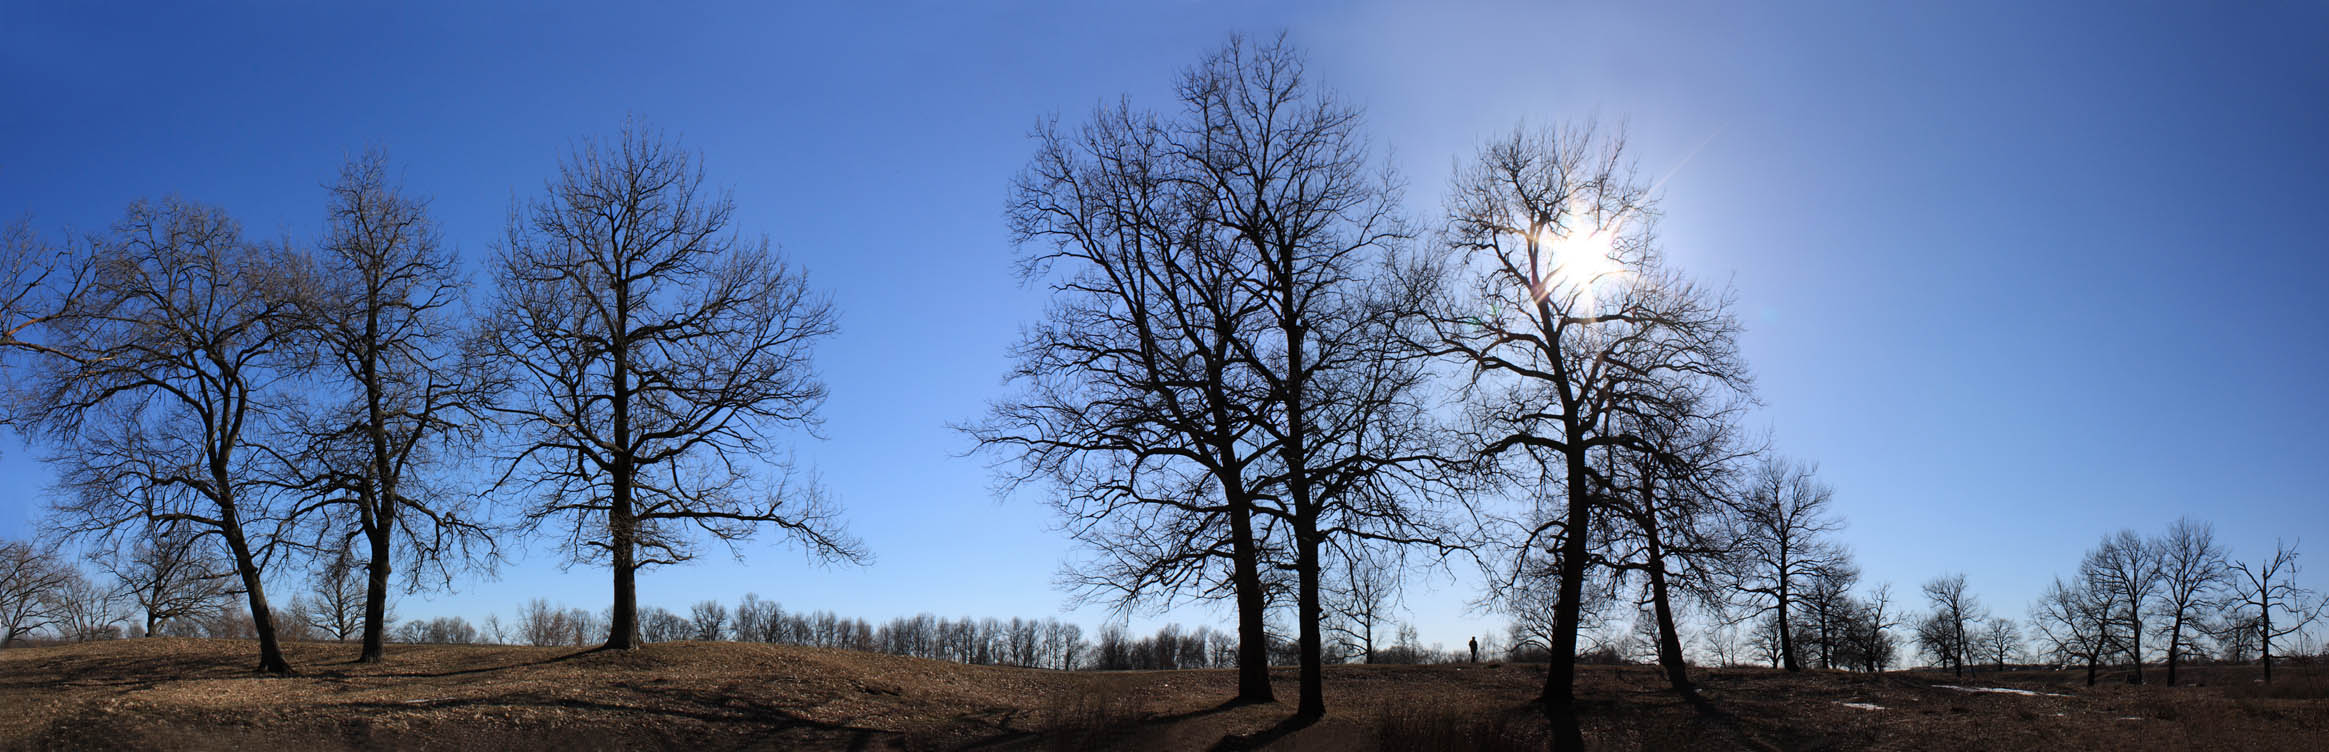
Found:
3,639 -> 2325,750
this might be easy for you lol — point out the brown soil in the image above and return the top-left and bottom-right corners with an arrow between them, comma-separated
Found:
2,639 -> 2324,750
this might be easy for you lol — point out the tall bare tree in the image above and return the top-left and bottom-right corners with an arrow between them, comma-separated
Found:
980,93 -> 1283,702
487,123 -> 863,650
20,198 -> 302,673
1600,393 -> 1751,692
92,519 -> 232,638
1420,122 -> 1746,747
2081,529 -> 2163,683
284,151 -> 497,662
2153,517 -> 2226,685
1723,458 -> 1848,674
2225,539 -> 2325,683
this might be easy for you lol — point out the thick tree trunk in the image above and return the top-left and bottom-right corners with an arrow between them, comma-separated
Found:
359,520 -> 391,662
607,472 -> 640,650
1228,503 -> 1273,704
1647,551 -> 1692,693
2165,618 -> 2182,686
1540,449 -> 1592,751
221,519 -> 290,674
1777,594 -> 1800,672
1295,521 -> 1323,718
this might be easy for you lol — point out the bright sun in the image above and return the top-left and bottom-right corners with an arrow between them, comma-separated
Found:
1529,199 -> 1629,307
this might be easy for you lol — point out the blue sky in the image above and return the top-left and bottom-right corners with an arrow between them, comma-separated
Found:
2,1 -> 2324,653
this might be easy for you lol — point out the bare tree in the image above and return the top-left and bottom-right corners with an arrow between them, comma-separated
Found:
1920,573 -> 1984,677
1978,617 -> 2021,673
977,86 -> 1281,703
1798,560 -> 1862,671
285,151 -> 498,662
298,546 -> 375,641
1324,546 -> 1400,663
1423,123 -> 1747,746
487,123 -> 863,650
2225,539 -> 2326,683
92,520 -> 233,638
1599,392 -> 1750,692
20,198 -> 303,673
2081,529 -> 2163,683
0,539 -> 70,646
1841,582 -> 1900,672
2029,575 -> 2114,685
2153,517 -> 2226,686
1722,459 -> 1848,673
689,600 -> 729,641
46,566 -> 129,641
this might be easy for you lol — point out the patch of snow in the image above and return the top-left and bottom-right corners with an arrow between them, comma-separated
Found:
1838,702 -> 1885,711
1934,684 -> 2069,698
2117,717 -> 2144,721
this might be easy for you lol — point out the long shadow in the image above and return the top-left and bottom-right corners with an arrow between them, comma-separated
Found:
957,693 -> 1256,749
362,647 -> 600,679
1204,711 -> 1317,752
1680,689 -> 1782,752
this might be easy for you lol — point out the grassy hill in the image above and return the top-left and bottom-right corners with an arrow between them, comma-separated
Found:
3,639 -> 2324,750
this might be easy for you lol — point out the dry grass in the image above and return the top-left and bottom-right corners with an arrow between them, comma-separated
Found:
2,639 -> 2324,750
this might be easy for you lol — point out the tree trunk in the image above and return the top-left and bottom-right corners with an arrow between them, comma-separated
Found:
607,473 -> 639,650
1777,594 -> 1800,672
1647,552 -> 1693,693
2165,617 -> 2182,686
1228,502 -> 1273,704
1295,520 -> 1323,718
359,519 -> 391,662
221,519 -> 290,674
1540,448 -> 1592,751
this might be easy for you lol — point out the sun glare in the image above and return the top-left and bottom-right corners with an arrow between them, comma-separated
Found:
1527,199 -> 1629,308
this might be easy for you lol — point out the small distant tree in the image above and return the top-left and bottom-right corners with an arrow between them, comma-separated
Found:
487,123 -> 864,650
2225,540 -> 2326,683
689,600 -> 729,641
1978,617 -> 2021,673
299,548 -> 377,642
47,567 -> 129,641
1920,573 -> 1984,677
1,539 -> 72,646
92,521 -> 232,638
1325,547 -> 1400,663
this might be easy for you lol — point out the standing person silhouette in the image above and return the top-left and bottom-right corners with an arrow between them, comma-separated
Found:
1469,636 -> 1479,663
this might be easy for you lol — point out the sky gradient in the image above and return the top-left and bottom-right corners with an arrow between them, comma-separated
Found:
3,0 -> 2325,654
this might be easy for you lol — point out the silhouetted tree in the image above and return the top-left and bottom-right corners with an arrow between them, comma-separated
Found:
2081,529 -> 2162,683
1324,545 -> 1400,663
2225,539 -> 2326,683
979,75 -> 1280,703
1978,617 -> 2021,673
1421,123 -> 1746,747
22,199 -> 303,673
1920,573 -> 1984,677
1722,459 -> 1847,673
2030,575 -> 2113,685
487,123 -> 863,650
2153,517 -> 2226,685
284,151 -> 498,662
